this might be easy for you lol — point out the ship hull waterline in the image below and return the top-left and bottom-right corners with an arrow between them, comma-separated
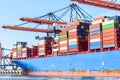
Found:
12,50 -> 120,77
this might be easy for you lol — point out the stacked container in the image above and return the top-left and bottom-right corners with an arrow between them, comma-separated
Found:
102,16 -> 120,48
68,22 -> 89,52
12,43 -> 17,59
38,37 -> 53,56
53,35 -> 59,56
12,42 -> 27,59
59,30 -> 68,53
21,47 -> 32,58
16,42 -> 27,58
89,16 -> 107,50
31,46 -> 38,58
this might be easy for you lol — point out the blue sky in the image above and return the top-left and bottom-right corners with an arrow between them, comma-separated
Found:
0,0 -> 120,52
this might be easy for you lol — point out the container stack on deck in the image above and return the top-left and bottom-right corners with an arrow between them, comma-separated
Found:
102,16 -> 120,49
38,37 -> 53,57
31,46 -> 38,58
68,22 -> 89,53
12,43 -> 17,59
89,16 -> 107,51
52,35 -> 59,56
12,42 -> 27,59
21,47 -> 31,59
16,42 -> 27,59
59,30 -> 68,54
11,16 -> 120,60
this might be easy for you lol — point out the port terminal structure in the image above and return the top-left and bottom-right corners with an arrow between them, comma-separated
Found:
0,43 -> 18,70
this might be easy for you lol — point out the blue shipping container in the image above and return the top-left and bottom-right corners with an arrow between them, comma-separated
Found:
103,44 -> 115,48
90,27 -> 100,32
90,45 -> 100,49
69,45 -> 77,49
90,30 -> 100,35
90,42 -> 100,46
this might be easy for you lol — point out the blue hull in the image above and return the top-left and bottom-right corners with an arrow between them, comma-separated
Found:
12,50 -> 120,71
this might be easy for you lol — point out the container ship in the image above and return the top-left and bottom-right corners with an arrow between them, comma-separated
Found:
3,1 -> 120,77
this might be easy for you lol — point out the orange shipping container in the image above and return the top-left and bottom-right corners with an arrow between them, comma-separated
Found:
94,16 -> 107,21
103,36 -> 115,41
68,22 -> 80,29
60,44 -> 68,47
69,35 -> 78,39
103,31 -> 115,37
59,50 -> 68,53
38,45 -> 45,48
103,39 -> 115,44
59,29 -> 68,35
90,23 -> 101,29
59,38 -> 67,41
90,34 -> 100,39
39,50 -> 45,53
69,32 -> 78,36
102,28 -> 115,33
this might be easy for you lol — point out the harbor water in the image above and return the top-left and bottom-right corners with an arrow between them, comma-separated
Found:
0,74 -> 120,80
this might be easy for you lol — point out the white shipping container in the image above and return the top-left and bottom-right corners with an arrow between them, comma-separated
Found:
60,47 -> 67,50
17,45 -> 22,47
54,37 -> 59,41
13,52 -> 17,57
22,53 -> 27,57
69,38 -> 77,42
69,42 -> 77,45
90,38 -> 100,42
39,53 -> 45,55
39,48 -> 44,50
53,48 -> 58,51
60,41 -> 67,44
68,28 -> 77,33
39,40 -> 45,44
22,48 -> 27,51
92,20 -> 104,25
102,20 -> 118,25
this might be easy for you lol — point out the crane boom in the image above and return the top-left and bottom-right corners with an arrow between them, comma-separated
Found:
20,17 -> 67,25
73,0 -> 120,11
0,43 -> 2,58
2,26 -> 53,33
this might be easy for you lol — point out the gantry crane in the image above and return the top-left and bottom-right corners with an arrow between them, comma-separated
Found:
0,43 -> 18,70
72,0 -> 120,11
2,4 -> 93,33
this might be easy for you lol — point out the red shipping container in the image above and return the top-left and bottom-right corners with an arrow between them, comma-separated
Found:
69,48 -> 78,52
12,48 -> 17,52
32,46 -> 38,57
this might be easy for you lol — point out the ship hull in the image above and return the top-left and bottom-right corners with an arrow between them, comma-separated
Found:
12,50 -> 120,76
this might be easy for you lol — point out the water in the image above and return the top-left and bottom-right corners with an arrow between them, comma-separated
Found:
0,74 -> 120,80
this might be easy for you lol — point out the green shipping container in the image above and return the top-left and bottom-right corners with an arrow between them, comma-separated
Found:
59,34 -> 67,39
17,47 -> 22,50
102,23 -> 116,30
